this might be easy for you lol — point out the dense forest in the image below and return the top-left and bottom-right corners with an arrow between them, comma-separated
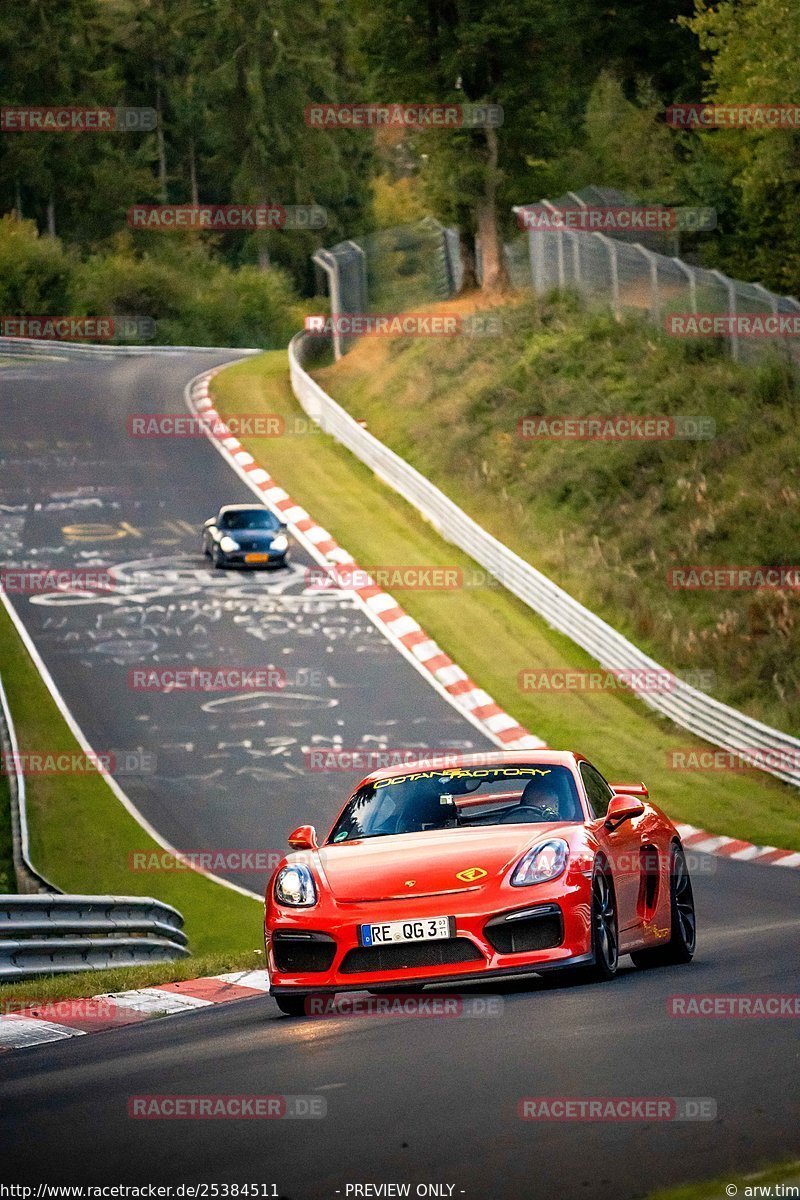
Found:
1,0 -> 798,341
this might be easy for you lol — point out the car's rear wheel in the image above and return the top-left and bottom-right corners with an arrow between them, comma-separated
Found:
631,843 -> 696,968
273,993 -> 308,1017
201,536 -> 211,558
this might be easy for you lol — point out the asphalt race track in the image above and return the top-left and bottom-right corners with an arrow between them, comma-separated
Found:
1,348 -> 799,1198
0,346 -> 489,893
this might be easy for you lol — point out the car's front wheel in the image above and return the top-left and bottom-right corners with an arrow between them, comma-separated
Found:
565,863 -> 619,985
272,993 -> 308,1017
572,862 -> 619,984
631,843 -> 696,968
213,547 -> 227,570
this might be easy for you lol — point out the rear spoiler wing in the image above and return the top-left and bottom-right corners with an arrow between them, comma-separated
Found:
608,781 -> 649,798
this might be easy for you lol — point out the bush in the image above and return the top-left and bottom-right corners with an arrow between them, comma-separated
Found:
157,262 -> 302,348
0,216 -> 74,314
0,220 -> 304,347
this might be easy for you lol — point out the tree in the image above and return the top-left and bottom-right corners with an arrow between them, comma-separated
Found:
681,0 -> 800,293
195,0 -> 372,281
355,0 -> 634,292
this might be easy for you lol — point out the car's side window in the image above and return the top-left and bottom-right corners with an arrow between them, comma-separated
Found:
579,762 -> 614,819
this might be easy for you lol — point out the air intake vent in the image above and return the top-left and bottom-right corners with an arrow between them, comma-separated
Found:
340,938 -> 483,974
272,931 -> 336,973
484,904 -> 563,954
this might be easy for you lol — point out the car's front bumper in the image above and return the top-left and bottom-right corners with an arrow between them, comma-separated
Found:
219,549 -> 287,567
269,952 -> 596,996
266,877 -> 593,995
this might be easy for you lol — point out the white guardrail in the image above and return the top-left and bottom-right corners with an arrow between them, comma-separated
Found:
0,336 -> 261,358
0,896 -> 189,981
289,332 -> 800,789
0,672 -> 189,978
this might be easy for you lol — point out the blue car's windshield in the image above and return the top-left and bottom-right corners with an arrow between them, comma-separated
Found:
327,764 -> 583,843
220,509 -> 280,531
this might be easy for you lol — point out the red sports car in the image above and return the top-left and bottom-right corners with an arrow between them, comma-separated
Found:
265,750 -> 696,1015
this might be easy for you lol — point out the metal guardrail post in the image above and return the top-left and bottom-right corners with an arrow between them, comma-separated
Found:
540,201 -> 565,289
633,244 -> 661,323
565,193 -> 587,295
710,268 -> 739,361
596,234 -> 620,317
671,257 -> 698,315
345,240 -> 368,313
312,248 -> 344,361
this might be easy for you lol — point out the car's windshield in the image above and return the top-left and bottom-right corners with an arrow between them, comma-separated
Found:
220,509 -> 280,531
327,765 -> 583,843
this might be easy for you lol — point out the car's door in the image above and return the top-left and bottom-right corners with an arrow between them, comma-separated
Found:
580,760 -> 644,931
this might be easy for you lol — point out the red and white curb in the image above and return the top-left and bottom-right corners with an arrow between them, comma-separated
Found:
0,970 -> 271,1052
187,367 -> 800,874
189,368 -> 543,752
673,824 -> 800,868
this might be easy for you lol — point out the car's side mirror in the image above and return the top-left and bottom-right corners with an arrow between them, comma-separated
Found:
288,824 -> 318,850
604,794 -> 646,829
203,517 -> 216,528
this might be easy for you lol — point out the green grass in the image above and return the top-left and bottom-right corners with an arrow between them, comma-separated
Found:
314,293 -> 800,735
212,350 -> 799,851
647,1161 -> 800,1200
0,948 -> 264,1009
0,602 -> 262,967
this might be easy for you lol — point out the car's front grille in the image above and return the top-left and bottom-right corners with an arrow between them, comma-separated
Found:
272,931 -> 336,973
484,904 -> 564,954
340,938 -> 484,975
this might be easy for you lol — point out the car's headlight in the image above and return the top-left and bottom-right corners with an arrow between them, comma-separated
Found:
274,864 -> 317,907
219,536 -> 240,552
511,839 -> 569,887
271,534 -> 288,552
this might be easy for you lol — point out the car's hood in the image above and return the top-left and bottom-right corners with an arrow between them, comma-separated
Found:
313,824 -> 581,902
225,529 -> 280,549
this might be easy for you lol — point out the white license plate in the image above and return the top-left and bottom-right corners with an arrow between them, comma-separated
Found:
359,916 -> 453,948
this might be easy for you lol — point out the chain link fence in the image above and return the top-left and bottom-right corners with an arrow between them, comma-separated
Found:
312,218 -> 462,358
312,189 -> 799,370
510,187 -> 800,370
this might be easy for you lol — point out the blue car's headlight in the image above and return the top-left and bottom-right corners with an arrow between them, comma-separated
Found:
219,535 -> 240,553
271,534 -> 288,552
274,864 -> 317,907
511,839 -> 569,887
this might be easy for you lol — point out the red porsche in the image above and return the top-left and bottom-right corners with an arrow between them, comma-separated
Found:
265,750 -> 696,1015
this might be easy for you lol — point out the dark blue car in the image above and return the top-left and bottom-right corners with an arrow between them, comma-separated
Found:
202,504 -> 290,569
